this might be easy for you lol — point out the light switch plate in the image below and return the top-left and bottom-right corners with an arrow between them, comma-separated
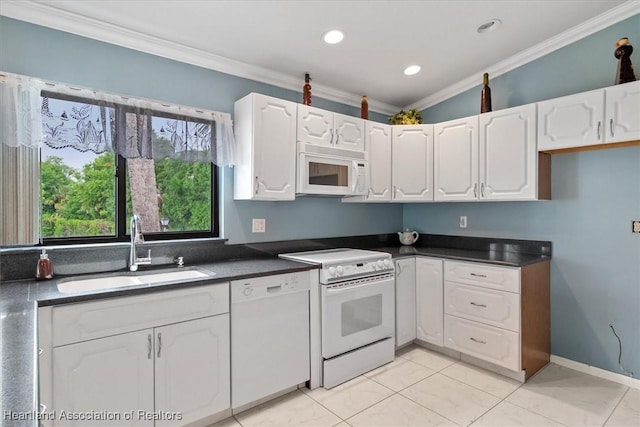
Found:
252,218 -> 266,233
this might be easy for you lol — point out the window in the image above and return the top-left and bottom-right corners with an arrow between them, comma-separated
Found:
40,93 -> 218,243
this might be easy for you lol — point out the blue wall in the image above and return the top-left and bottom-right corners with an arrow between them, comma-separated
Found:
0,16 -> 402,245
410,14 -> 640,376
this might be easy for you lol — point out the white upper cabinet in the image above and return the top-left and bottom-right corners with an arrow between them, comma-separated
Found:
234,93 -> 297,200
606,81 -> 640,143
537,89 -> 604,150
392,124 -> 434,202
434,116 -> 479,201
364,121 -> 393,201
538,81 -> 640,151
479,104 -> 539,200
298,104 -> 365,151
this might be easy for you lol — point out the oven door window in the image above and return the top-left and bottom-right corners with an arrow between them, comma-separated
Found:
308,162 -> 349,187
341,294 -> 383,336
321,277 -> 394,359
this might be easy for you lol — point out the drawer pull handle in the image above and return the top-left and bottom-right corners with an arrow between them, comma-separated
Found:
610,118 -> 614,137
157,333 -> 162,358
147,334 -> 152,359
470,337 -> 486,345
470,273 -> 487,278
470,302 -> 487,308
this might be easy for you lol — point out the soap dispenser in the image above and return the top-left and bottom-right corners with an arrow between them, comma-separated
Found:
36,249 -> 53,280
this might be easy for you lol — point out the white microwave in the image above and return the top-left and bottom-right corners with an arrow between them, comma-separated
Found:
297,143 -> 368,196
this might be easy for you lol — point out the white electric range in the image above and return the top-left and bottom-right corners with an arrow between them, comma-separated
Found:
280,248 -> 395,389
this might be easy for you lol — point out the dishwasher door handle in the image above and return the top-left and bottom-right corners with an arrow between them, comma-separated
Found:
267,285 -> 282,293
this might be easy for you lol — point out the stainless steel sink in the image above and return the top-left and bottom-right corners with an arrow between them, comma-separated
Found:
56,267 -> 215,294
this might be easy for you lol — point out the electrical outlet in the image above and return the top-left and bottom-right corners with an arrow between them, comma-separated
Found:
633,220 -> 640,233
459,216 -> 467,228
252,218 -> 266,233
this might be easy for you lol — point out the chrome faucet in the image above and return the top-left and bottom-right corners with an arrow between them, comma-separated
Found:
129,214 -> 152,271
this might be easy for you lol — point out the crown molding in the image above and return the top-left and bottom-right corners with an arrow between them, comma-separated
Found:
0,0 -> 401,115
405,0 -> 640,111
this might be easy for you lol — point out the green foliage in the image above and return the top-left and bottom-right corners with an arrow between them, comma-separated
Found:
154,158 -> 211,232
63,153 -> 116,221
389,109 -> 423,125
41,149 -> 212,238
40,156 -> 78,217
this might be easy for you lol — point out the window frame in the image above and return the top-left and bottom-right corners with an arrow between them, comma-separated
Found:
40,92 -> 220,245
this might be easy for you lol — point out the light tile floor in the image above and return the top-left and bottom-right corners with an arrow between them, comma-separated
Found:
210,344 -> 640,427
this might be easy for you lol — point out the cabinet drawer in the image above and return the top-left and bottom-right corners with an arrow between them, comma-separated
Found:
53,283 -> 229,347
444,315 -> 520,371
444,281 -> 520,332
444,261 -> 520,293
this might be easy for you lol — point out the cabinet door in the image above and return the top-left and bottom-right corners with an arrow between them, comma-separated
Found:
606,81 -> 640,143
297,104 -> 333,146
395,257 -> 416,347
155,315 -> 230,427
253,95 -> 297,199
334,113 -> 365,151
537,89 -> 604,151
479,104 -> 537,200
434,116 -> 478,201
392,124 -> 434,202
365,121 -> 392,201
415,257 -> 444,346
53,329 -> 154,427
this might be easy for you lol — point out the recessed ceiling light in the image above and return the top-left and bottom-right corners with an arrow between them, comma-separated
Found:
477,19 -> 502,34
323,30 -> 345,45
403,65 -> 421,76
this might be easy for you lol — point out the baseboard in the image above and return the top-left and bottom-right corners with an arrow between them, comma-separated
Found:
550,355 -> 639,389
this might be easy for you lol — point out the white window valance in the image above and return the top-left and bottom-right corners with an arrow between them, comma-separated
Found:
0,71 -> 236,166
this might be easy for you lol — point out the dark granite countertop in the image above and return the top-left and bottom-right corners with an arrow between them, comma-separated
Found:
0,233 -> 551,426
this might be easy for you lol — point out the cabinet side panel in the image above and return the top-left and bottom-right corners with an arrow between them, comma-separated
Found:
233,95 -> 254,199
520,260 -> 550,379
537,153 -> 552,200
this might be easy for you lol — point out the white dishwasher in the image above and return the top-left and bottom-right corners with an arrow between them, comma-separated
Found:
231,271 -> 310,410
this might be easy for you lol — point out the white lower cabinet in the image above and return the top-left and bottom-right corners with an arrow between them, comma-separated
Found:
154,316 -> 230,427
392,256 -> 550,380
443,315 -> 520,371
40,283 -> 231,427
395,257 -> 444,348
442,260 -> 550,379
53,329 -> 155,427
395,257 -> 416,347
415,257 -> 443,346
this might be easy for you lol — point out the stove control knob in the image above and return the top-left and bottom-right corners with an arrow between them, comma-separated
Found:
377,260 -> 384,269
328,266 -> 337,277
336,265 -> 344,276
242,287 -> 253,297
383,259 -> 391,268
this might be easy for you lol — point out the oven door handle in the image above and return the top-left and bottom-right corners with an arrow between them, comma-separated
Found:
325,280 -> 391,294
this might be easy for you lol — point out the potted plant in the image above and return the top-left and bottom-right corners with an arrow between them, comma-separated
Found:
389,109 -> 423,125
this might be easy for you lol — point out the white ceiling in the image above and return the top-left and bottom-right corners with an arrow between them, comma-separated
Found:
1,0 -> 638,114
